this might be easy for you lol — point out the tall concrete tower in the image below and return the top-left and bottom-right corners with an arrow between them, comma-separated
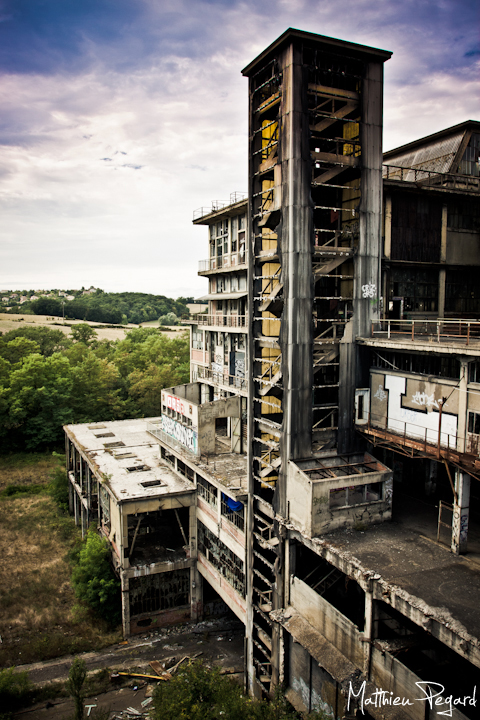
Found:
242,28 -> 391,696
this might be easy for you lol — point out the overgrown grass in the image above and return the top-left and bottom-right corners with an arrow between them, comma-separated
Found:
0,452 -> 59,491
0,453 -> 122,668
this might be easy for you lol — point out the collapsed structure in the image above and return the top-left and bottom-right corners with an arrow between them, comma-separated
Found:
65,28 -> 480,720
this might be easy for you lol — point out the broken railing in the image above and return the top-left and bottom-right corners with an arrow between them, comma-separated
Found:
371,319 -> 480,346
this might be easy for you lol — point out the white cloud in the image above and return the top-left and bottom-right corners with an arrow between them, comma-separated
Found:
0,0 -> 478,295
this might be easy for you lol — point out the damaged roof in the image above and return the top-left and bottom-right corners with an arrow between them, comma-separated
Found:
64,418 -> 194,502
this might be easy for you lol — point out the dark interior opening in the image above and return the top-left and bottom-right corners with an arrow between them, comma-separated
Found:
294,542 -> 365,630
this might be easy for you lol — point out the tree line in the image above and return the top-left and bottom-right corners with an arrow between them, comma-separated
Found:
16,291 -> 193,325
0,324 -> 189,451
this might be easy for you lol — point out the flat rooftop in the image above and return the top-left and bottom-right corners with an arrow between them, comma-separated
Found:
64,418 -> 193,502
320,494 -> 480,641
160,430 -> 249,499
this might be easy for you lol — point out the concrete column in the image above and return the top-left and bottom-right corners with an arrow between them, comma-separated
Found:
189,505 -> 201,620
438,204 -> 448,318
362,588 -> 374,676
68,479 -> 74,514
438,269 -> 446,318
451,470 -> 470,555
384,195 -> 392,259
440,204 -> 448,262
121,574 -> 130,637
457,359 -> 469,454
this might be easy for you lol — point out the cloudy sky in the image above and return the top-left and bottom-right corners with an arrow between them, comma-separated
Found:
1,0 -> 479,298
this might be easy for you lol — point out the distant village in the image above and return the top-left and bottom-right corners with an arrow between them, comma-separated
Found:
0,286 -> 98,311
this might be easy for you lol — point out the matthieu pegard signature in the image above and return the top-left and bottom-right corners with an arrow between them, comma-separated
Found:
347,681 -> 477,717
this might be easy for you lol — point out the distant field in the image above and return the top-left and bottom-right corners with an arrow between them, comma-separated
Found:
0,313 -> 186,342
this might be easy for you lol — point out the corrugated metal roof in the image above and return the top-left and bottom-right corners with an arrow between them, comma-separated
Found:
384,131 -> 464,174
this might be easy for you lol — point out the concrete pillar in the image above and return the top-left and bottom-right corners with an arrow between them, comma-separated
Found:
383,195 -> 392,259
189,505 -> 201,620
457,359 -> 469,454
121,574 -> 130,637
451,470 -> 470,555
438,204 -> 448,318
362,589 -> 374,676
438,269 -> 446,319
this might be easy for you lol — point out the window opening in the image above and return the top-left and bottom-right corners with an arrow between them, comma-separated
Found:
198,521 -> 245,596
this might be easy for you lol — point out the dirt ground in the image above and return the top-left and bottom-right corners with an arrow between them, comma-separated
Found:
14,616 -> 245,720
0,314 -> 185,342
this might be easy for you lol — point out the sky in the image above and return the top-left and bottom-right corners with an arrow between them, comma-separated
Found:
0,0 -> 479,299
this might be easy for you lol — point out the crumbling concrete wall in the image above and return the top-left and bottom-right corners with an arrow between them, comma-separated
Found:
290,576 -> 364,667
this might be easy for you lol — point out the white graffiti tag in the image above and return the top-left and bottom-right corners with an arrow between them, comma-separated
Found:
411,391 -> 439,410
374,385 -> 387,401
362,283 -> 376,298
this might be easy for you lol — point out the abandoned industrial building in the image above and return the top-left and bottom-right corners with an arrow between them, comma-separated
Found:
65,28 -> 480,720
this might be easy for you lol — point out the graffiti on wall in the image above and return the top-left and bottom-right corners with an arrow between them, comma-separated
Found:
362,283 -> 376,298
411,391 -> 439,410
379,375 -> 458,448
161,415 -> 198,454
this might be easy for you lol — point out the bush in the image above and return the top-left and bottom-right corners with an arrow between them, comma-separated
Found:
158,312 -> 178,326
70,530 -> 121,625
0,667 -> 32,712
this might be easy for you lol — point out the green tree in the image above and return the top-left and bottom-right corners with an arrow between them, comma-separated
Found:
70,530 -> 121,624
6,354 -> 74,449
70,351 -> 126,422
0,337 -> 40,364
153,661 -> 255,720
0,326 -> 70,356
152,661 -> 306,720
158,312 -> 178,326
66,657 -> 87,720
70,323 -> 98,346
31,297 -> 63,316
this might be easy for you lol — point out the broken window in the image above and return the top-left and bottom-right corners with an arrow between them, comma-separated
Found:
125,465 -> 150,473
192,330 -> 204,350
128,507 -> 189,564
446,267 -> 480,315
95,432 -> 115,438
161,446 -> 175,466
329,482 -> 382,508
221,493 -> 245,532
104,441 -> 125,449
372,350 -> 460,379
198,521 -> 245,596
99,485 -> 111,525
390,267 -> 438,313
197,475 -> 218,507
129,569 -> 190,617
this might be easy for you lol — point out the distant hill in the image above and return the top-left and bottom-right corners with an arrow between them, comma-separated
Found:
3,290 -> 194,325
